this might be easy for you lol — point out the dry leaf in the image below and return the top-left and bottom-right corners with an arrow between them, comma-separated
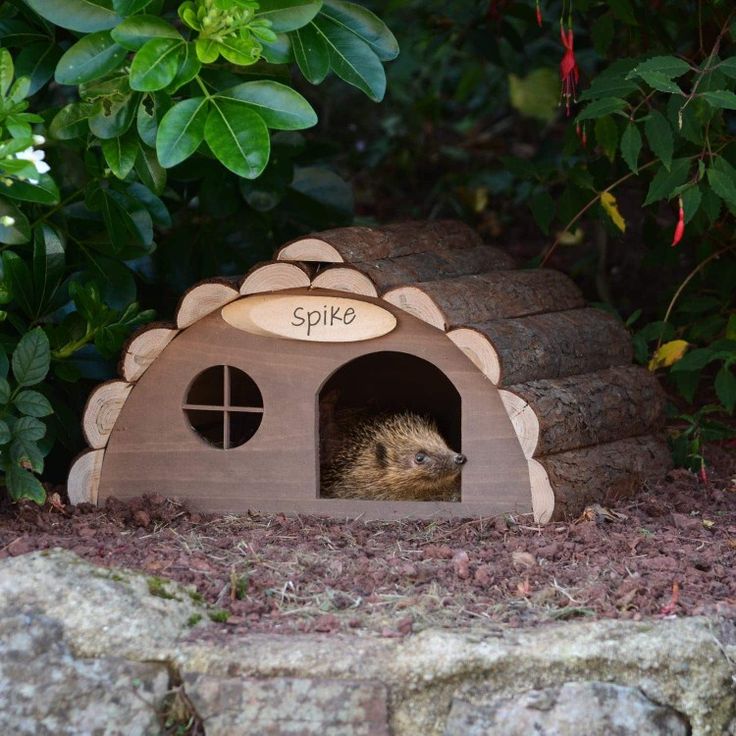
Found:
512,551 -> 536,568
702,519 -> 716,529
600,191 -> 626,232
648,339 -> 689,371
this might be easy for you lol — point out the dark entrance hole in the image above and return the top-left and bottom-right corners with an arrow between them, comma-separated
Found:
318,351 -> 462,500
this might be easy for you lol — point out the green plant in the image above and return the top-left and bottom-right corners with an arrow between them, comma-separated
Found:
0,0 -> 397,502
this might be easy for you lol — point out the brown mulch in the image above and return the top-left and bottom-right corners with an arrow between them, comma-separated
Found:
1,446 -> 735,637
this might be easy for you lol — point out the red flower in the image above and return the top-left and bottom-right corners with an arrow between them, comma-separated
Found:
560,25 -> 579,116
536,0 -> 543,26
672,197 -> 685,246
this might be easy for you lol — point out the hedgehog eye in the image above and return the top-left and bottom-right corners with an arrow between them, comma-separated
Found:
415,452 -> 427,463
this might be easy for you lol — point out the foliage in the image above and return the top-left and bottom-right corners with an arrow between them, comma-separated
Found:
0,0 -> 397,502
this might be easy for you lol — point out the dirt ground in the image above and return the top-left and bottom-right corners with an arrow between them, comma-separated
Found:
1,444 -> 734,638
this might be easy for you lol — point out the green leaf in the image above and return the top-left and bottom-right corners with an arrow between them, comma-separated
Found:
135,144 -> 166,194
637,71 -> 683,94
707,166 -> 736,208
257,0 -> 322,32
23,0 -> 121,33
290,165 -> 352,215
195,38 -> 220,64
0,377 -> 9,404
261,34 -> 292,65
0,199 -> 30,245
15,42 -> 63,95
216,35 -> 262,66
5,462 -> 45,503
629,55 -> 691,79
0,420 -> 10,444
113,0 -> 152,14
127,182 -> 171,227
718,57 -> 736,79
168,42 -> 200,92
292,24 -> 329,84
700,90 -> 736,110
2,251 -> 34,317
576,97 -> 628,122
89,92 -> 138,139
137,93 -> 169,148
49,102 -> 93,140
715,366 -> 736,413
156,96 -> 209,167
620,123 -> 642,173
10,437 -> 45,474
101,130 -> 138,179
111,15 -> 181,51
0,48 -> 13,96
14,390 -> 53,417
33,224 -> 65,318
508,69 -> 559,123
322,0 -> 398,61
313,16 -> 385,101
55,31 -> 126,85
217,81 -> 317,130
643,158 -> 690,206
644,110 -> 673,170
594,116 -> 618,161
681,186 -> 701,224
12,328 -> 50,387
205,100 -> 270,179
129,38 -> 183,92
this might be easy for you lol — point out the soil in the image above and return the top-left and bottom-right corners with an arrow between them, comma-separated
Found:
1,444 -> 734,638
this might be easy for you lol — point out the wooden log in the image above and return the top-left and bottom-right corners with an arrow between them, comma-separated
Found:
350,245 -> 515,292
383,270 -> 584,330
534,435 -> 672,519
67,449 -> 105,505
240,262 -> 310,295
528,459 -> 555,523
277,220 -> 481,263
500,366 -> 666,458
176,279 -> 240,328
120,323 -> 178,383
310,267 -> 378,297
448,308 -> 633,386
83,380 -> 133,449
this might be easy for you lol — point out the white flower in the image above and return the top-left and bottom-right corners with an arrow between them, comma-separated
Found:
15,146 -> 50,176
32,134 -> 45,145
0,215 -> 15,227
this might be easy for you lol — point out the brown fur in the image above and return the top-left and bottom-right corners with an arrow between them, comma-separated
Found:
321,413 -> 465,501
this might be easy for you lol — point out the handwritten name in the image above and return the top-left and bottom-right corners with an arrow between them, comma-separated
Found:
291,305 -> 357,336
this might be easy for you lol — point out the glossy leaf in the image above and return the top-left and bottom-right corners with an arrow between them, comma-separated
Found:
260,34 -> 292,65
137,92 -> 170,148
292,24 -> 329,84
33,224 -> 65,318
49,103 -> 93,140
88,92 -> 138,139
0,199 -> 30,245
5,463 -> 45,503
1,251 -> 34,317
156,97 -> 209,167
322,0 -> 398,61
129,38 -> 183,92
23,0 -> 121,33
111,15 -> 181,51
101,130 -> 138,179
0,49 -> 12,96
55,31 -> 126,85
0,176 -> 60,206
15,42 -> 63,95
257,0 -> 322,32
313,16 -> 385,101
12,328 -> 51,387
113,0 -> 152,14
205,100 -> 270,179
218,81 -> 317,130
135,144 -> 166,194
620,123 -> 641,173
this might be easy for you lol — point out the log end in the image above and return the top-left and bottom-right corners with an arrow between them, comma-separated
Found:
67,449 -> 105,505
447,327 -> 501,384
277,238 -> 344,263
311,267 -> 378,297
176,281 -> 240,328
83,380 -> 133,449
121,325 -> 178,383
528,458 -> 555,523
241,262 -> 311,295
382,286 -> 446,331
498,389 -> 540,458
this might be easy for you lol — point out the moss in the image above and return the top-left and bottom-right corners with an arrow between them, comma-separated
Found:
147,576 -> 179,600
208,609 -> 230,623
186,614 -> 203,627
187,590 -> 204,604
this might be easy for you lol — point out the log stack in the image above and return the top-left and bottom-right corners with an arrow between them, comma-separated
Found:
278,221 -> 671,518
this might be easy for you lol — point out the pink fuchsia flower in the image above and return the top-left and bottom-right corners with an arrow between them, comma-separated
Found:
560,25 -> 579,116
671,197 -> 685,246
536,0 -> 542,26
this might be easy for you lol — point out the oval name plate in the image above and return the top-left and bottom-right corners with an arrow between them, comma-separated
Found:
221,294 -> 397,343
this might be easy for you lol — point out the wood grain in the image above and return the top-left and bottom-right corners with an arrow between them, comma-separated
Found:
311,267 -> 378,297
67,449 -> 105,505
120,324 -> 179,383
240,262 -> 310,295
82,380 -> 133,449
176,279 -> 240,328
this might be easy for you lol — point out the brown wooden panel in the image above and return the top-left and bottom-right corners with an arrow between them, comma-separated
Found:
98,289 -> 532,518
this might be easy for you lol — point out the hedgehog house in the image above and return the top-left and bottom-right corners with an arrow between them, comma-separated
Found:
68,221 -> 671,522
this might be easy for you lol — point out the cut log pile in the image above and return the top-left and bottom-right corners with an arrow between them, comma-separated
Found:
279,221 -> 671,519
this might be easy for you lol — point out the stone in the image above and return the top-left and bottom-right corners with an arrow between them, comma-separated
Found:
0,612 -> 169,736
185,674 -> 389,735
444,681 -> 690,736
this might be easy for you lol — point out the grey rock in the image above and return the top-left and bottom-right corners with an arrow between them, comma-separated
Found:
185,674 -> 389,735
0,612 -> 169,736
444,681 -> 690,736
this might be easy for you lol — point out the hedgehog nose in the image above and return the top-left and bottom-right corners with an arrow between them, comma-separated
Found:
454,453 -> 467,466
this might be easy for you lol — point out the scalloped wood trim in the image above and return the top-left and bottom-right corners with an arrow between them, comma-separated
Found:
498,389 -> 539,459
311,267 -> 378,297
121,326 -> 178,383
382,286 -> 446,331
447,328 -> 501,384
240,262 -> 311,295
67,449 -> 105,505
528,458 -> 555,523
277,238 -> 344,263
176,282 -> 240,328
83,380 -> 133,449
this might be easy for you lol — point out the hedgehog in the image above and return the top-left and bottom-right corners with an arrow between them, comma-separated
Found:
321,413 -> 466,502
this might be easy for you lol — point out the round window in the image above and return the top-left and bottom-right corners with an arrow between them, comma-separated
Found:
183,366 -> 263,448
